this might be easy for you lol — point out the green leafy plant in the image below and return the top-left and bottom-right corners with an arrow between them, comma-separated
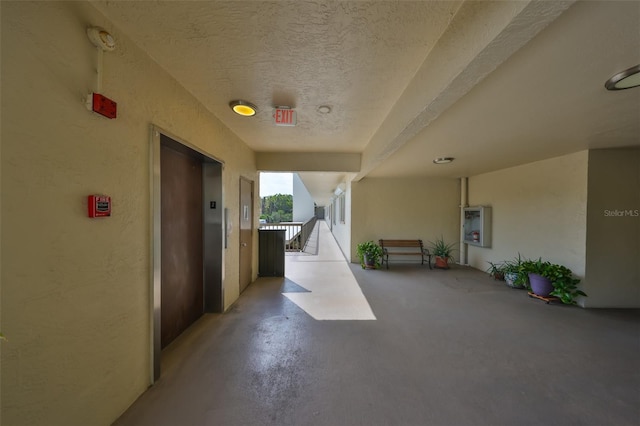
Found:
356,241 -> 383,269
429,236 -> 456,260
486,261 -> 505,280
521,258 -> 586,304
503,254 -> 529,288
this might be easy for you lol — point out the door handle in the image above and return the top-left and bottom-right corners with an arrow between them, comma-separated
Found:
241,242 -> 247,247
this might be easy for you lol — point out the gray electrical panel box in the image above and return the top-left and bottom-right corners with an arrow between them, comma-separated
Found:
463,206 -> 492,248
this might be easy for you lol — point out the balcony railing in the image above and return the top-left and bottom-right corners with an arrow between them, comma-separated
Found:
299,216 -> 317,251
259,216 -> 317,251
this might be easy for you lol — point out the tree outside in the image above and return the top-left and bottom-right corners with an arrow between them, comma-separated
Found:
260,193 -> 293,223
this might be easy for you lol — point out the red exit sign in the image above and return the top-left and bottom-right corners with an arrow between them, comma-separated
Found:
273,108 -> 296,127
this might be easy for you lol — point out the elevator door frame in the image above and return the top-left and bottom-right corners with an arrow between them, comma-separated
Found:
150,125 -> 225,383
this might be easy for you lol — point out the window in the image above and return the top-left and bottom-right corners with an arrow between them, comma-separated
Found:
339,193 -> 345,224
332,201 -> 336,225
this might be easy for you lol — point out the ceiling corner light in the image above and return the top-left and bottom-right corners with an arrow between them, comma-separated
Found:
229,100 -> 258,116
433,157 -> 454,164
605,64 -> 640,90
317,105 -> 331,114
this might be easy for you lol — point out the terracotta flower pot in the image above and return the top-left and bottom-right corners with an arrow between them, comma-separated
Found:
434,256 -> 450,269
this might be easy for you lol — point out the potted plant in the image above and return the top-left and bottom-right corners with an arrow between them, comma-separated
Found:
356,240 -> 383,269
503,254 -> 528,289
486,261 -> 505,280
429,237 -> 456,269
522,258 -> 587,304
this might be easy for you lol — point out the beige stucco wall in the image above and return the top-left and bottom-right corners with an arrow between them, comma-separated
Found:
350,177 -> 460,263
257,152 -> 361,173
467,151 -> 589,300
585,148 -> 640,308
328,180 -> 352,260
1,2 -> 257,425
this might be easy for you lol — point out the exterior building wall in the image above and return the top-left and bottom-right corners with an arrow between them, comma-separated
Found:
328,181 -> 352,261
350,177 -> 460,263
467,151 -> 589,304
585,148 -> 640,307
1,2 -> 257,425
292,174 -> 315,222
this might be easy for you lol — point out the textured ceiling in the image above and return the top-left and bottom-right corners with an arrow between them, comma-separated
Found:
93,0 -> 462,153
367,0 -> 640,179
93,0 -> 640,205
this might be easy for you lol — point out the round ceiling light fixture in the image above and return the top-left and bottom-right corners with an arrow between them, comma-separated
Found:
229,100 -> 258,116
433,157 -> 455,164
317,105 -> 332,114
605,64 -> 640,90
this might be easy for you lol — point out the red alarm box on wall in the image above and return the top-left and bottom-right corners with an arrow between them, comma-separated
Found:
88,195 -> 111,218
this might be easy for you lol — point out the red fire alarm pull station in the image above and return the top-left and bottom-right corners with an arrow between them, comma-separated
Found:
91,93 -> 117,119
88,195 -> 111,218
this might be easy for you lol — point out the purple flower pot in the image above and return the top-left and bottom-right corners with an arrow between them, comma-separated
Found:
363,254 -> 376,269
528,273 -> 554,297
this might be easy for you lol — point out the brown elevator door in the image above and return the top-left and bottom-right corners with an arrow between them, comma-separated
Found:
160,144 -> 203,349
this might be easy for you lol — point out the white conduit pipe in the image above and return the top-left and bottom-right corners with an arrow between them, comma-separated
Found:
460,177 -> 469,265
96,48 -> 103,94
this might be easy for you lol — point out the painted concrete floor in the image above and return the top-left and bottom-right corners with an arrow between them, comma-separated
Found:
114,222 -> 640,426
282,221 -> 375,320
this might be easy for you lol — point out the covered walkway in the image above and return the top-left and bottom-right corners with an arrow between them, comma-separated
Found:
114,221 -> 640,426
282,221 -> 375,320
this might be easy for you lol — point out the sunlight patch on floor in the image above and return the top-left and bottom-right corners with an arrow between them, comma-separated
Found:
283,222 -> 376,320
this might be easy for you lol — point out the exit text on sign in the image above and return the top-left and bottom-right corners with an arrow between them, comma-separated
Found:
274,108 -> 296,126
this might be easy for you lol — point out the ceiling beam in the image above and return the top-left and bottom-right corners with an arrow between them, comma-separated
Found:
256,152 -> 361,172
356,0 -> 576,181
